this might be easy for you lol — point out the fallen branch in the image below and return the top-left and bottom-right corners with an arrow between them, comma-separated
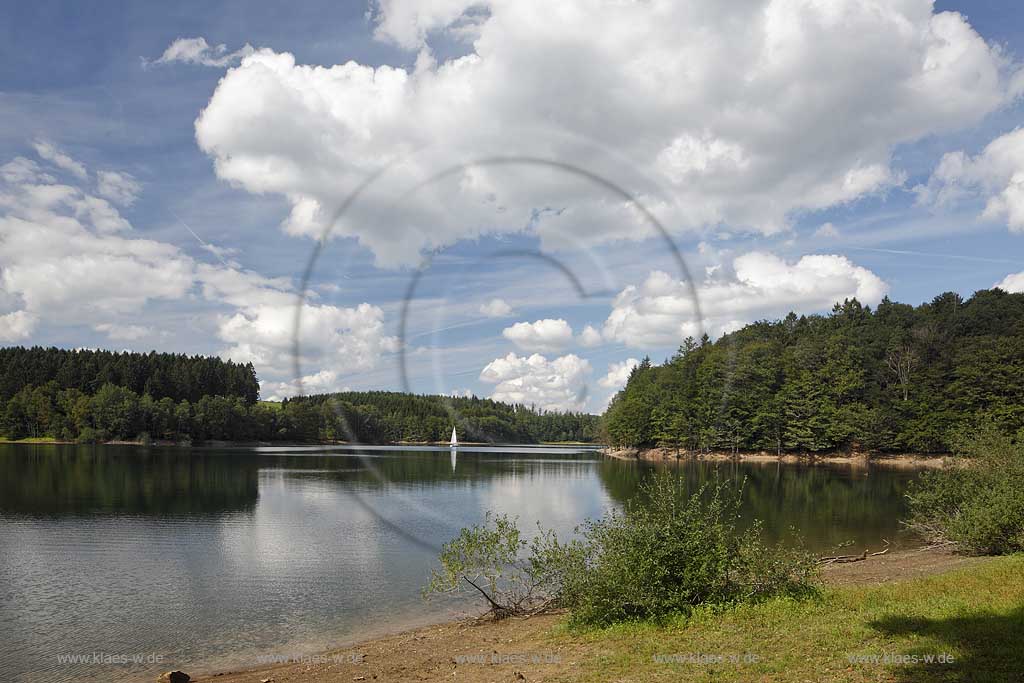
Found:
462,577 -> 512,619
818,539 -> 890,565
818,550 -> 867,565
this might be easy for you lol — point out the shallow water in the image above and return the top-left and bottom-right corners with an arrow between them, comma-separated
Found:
0,443 -> 923,682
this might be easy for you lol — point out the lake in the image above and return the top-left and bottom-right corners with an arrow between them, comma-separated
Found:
0,444 -> 924,682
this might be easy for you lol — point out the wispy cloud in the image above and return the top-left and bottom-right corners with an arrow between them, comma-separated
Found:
146,37 -> 254,68
32,139 -> 87,179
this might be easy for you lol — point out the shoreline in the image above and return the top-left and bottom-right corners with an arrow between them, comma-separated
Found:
0,439 -> 947,468
0,438 -> 600,448
0,438 -> 344,447
190,547 -> 996,683
603,446 -> 949,469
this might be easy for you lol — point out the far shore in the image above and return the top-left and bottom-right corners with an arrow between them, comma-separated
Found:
0,437 -> 340,447
189,547 -> 1004,683
0,437 -> 601,448
0,438 -> 949,467
603,446 -> 949,469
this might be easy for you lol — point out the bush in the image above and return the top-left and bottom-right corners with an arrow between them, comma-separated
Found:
906,425 -> 1024,555
558,475 -> 817,626
423,513 -> 571,618
76,427 -> 102,444
425,473 -> 818,626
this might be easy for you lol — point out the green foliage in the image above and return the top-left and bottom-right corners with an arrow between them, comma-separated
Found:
91,383 -> 142,439
426,473 -> 818,625
906,425 -> 1024,555
558,474 -> 818,626
76,426 -> 101,444
602,289 -> 1024,453
0,346 -> 259,403
424,513 -> 571,617
292,391 -> 598,444
0,362 -> 597,445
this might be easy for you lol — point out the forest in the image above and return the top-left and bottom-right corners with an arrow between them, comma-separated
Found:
0,348 -> 597,444
0,347 -> 259,403
601,288 -> 1024,453
7,287 -> 1021,450
293,391 -> 598,443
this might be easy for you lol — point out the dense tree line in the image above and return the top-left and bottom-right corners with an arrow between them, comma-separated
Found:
294,391 -> 598,443
0,370 -> 598,445
602,289 -> 1024,453
0,347 -> 259,404
0,382 -> 290,443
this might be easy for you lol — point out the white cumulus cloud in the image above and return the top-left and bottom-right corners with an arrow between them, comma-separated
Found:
480,352 -> 590,412
193,1 -> 1018,267
917,128 -> 1024,231
479,297 -> 513,317
0,146 -> 397,398
262,369 -> 353,400
995,271 -> 1024,293
502,318 -> 574,353
603,252 -> 888,348
197,264 -> 400,386
577,324 -> 602,348
0,311 -> 38,343
371,0 -> 489,50
216,301 -> 397,375
0,158 -> 192,319
598,358 -> 640,390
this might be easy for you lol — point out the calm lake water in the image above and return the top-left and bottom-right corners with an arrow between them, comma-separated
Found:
0,444 -> 924,682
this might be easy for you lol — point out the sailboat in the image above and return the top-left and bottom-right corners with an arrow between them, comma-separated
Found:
449,426 -> 458,472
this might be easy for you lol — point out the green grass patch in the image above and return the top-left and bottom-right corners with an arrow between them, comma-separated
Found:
0,436 -> 62,444
537,555 -> 1024,682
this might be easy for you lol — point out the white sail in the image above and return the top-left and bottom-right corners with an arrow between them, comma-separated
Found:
450,427 -> 458,446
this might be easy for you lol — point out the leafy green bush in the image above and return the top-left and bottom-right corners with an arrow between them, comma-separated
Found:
907,425 -> 1024,554
558,475 -> 817,626
425,473 -> 818,625
423,513 -> 571,618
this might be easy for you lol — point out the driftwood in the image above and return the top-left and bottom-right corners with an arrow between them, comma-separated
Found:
818,539 -> 890,565
463,576 -> 514,619
462,576 -> 557,620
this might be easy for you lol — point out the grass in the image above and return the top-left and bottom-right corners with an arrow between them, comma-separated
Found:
531,554 -> 1024,682
0,436 -> 64,443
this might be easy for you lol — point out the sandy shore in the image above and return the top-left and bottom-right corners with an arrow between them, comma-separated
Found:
189,548 -> 983,683
603,447 -> 948,469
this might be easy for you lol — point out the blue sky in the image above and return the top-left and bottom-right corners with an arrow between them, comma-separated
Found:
1,0 -> 1023,410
